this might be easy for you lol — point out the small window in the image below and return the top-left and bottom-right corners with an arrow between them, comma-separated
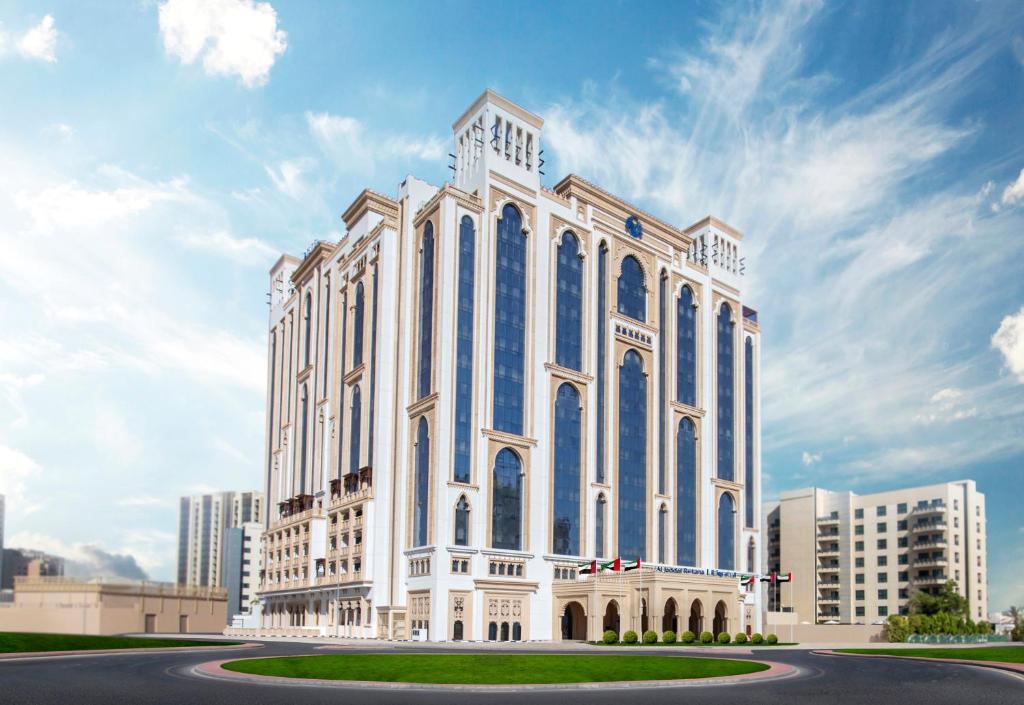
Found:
855,557 -> 864,568
877,539 -> 887,550
855,590 -> 865,600
855,524 -> 864,536
878,555 -> 888,567
855,606 -> 865,617
855,573 -> 865,584
855,508 -> 864,519
876,505 -> 887,517
897,503 -> 907,514
878,573 -> 888,583
878,606 -> 889,617
855,541 -> 864,551
877,522 -> 887,533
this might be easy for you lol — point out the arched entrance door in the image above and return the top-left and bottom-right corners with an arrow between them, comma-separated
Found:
688,599 -> 703,635
603,600 -> 620,636
663,598 -> 678,633
453,620 -> 464,640
713,600 -> 728,637
641,599 -> 649,634
561,601 -> 587,640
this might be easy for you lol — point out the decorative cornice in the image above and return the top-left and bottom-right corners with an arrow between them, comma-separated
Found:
341,189 -> 400,230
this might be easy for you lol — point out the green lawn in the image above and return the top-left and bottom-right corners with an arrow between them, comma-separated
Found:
0,632 -> 241,654
222,653 -> 769,684
593,641 -> 793,647
836,646 -> 1024,664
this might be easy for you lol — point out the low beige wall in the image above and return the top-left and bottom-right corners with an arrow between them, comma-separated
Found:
767,621 -> 887,644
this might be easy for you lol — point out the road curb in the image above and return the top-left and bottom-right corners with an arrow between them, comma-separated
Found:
813,649 -> 1024,677
190,655 -> 798,691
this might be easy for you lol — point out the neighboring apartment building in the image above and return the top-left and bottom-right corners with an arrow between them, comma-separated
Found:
258,89 -> 763,642
176,491 -> 264,592
224,522 -> 262,619
764,480 -> 987,624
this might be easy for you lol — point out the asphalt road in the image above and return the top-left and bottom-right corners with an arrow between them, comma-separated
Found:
0,641 -> 1021,705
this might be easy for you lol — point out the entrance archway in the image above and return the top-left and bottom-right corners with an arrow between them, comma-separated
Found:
641,599 -> 649,634
561,601 -> 587,640
713,600 -> 728,637
663,598 -> 678,633
688,599 -> 703,635
603,600 -> 620,636
453,620 -> 463,641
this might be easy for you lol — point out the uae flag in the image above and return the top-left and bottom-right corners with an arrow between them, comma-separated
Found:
603,559 -> 621,572
578,560 -> 598,575
622,559 -> 641,571
743,574 -> 757,589
761,571 -> 793,584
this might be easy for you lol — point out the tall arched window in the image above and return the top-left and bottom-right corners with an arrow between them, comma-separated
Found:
303,292 -> 312,368
596,243 -> 608,484
717,303 -> 735,481
553,383 -> 581,556
453,216 -> 476,483
491,448 -> 523,550
744,336 -> 755,528
454,496 -> 469,546
658,271 -> 667,495
349,385 -> 361,474
676,418 -> 698,566
414,417 -> 430,547
718,492 -> 735,570
618,349 -> 647,561
322,276 -> 331,397
677,286 -> 696,406
747,538 -> 756,574
417,221 -> 434,399
658,505 -> 667,564
335,292 -> 347,477
555,232 -> 583,371
595,494 -> 606,557
616,255 -> 646,321
493,204 -> 527,436
352,281 -> 365,367
298,384 -> 309,494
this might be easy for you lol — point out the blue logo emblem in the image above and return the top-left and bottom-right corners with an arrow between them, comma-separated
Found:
625,215 -> 643,239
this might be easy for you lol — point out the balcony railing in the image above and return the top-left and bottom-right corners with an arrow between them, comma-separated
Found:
910,522 -> 948,533
909,503 -> 946,517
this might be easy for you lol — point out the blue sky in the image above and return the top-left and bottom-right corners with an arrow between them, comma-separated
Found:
1,0 -> 1022,611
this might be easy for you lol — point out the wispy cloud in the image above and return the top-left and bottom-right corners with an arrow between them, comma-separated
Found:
993,307 -> 1024,383
176,229 -> 278,264
306,111 -> 445,171
1,14 -> 58,63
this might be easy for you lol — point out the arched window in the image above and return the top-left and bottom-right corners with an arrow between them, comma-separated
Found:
747,538 -> 756,574
493,204 -> 527,435
352,281 -> 365,367
616,255 -> 646,321
298,384 -> 309,494
595,494 -> 606,557
676,286 -> 696,406
303,292 -> 313,368
335,292 -> 348,476
676,418 -> 698,566
491,448 -> 523,550
349,386 -> 361,474
454,496 -> 469,546
555,232 -> 583,371
718,492 -> 735,570
414,417 -> 430,547
717,303 -> 735,481
658,504 -> 667,564
553,383 -> 581,556
454,215 -> 476,483
618,349 -> 647,561
658,271 -> 667,495
744,336 -> 755,528
322,277 -> 331,398
596,244 -> 608,483
417,221 -> 435,399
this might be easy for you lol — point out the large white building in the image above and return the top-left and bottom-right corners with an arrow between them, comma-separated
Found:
258,90 -> 763,641
177,491 -> 264,591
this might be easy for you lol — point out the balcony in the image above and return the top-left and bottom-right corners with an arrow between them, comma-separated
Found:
817,580 -> 842,588
911,539 -> 948,551
818,549 -> 841,558
910,521 -> 948,534
909,502 -> 946,518
818,530 -> 840,541
329,466 -> 374,505
818,565 -> 840,574
912,556 -> 948,569
819,596 -> 841,605
912,574 -> 948,587
817,515 -> 841,527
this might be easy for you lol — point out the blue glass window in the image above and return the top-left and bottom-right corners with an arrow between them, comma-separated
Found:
676,417 -> 697,566
491,448 -> 523,550
417,222 -> 434,399
617,349 -> 647,561
335,293 -> 347,477
676,286 -> 696,406
303,292 -> 312,368
617,255 -> 646,321
745,337 -> 754,528
718,492 -> 735,570
658,272 -> 667,494
596,495 -> 606,556
455,496 -> 469,546
299,384 -> 309,494
658,506 -> 667,563
493,204 -> 526,435
349,385 -> 361,474
454,216 -> 475,483
596,244 -> 608,483
368,267 -> 378,466
414,417 -> 429,546
322,278 -> 330,397
556,232 -> 583,371
717,303 -> 735,481
553,383 -> 581,555
352,281 -> 364,367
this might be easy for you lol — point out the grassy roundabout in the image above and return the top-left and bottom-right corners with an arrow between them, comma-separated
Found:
0,631 -> 241,654
836,646 -> 1024,664
221,653 -> 769,684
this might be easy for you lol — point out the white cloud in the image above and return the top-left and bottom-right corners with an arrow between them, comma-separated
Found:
992,307 -> 1024,383
306,111 -> 445,171
0,443 -> 41,508
17,14 -> 57,62
1001,168 -> 1024,207
801,451 -> 822,466
265,158 -> 313,199
176,229 -> 277,264
158,0 -> 287,87
915,387 -> 978,424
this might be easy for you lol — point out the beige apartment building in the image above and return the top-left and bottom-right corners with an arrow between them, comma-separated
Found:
177,491 -> 264,590
764,480 -> 987,624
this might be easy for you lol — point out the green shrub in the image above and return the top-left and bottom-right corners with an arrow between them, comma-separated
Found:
681,630 -> 696,644
751,632 -> 763,644
717,632 -> 731,644
602,630 -> 618,645
734,632 -> 747,644
662,630 -> 676,644
766,633 -> 778,645
623,630 -> 638,644
885,615 -> 910,643
642,630 -> 658,644
699,631 -> 714,644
